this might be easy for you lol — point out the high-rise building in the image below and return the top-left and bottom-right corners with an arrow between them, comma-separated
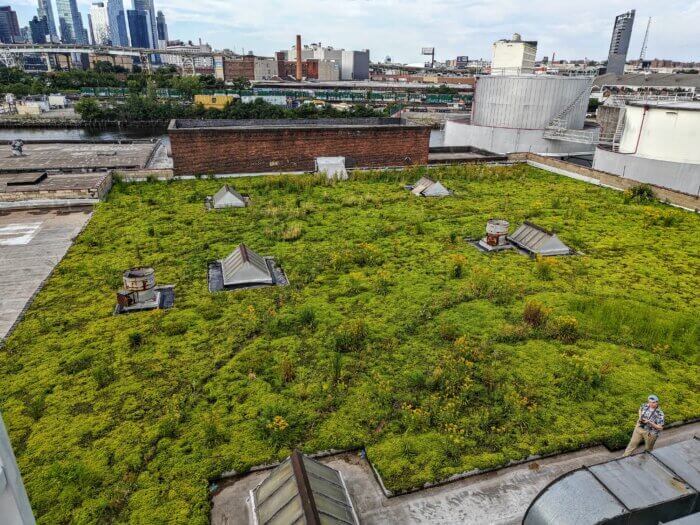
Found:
607,10 -> 635,75
107,0 -> 128,46
37,0 -> 58,38
133,0 -> 156,49
90,2 -> 111,45
491,33 -> 537,75
29,15 -> 50,43
156,9 -> 167,47
0,5 -> 21,43
56,0 -> 88,43
127,9 -> 151,48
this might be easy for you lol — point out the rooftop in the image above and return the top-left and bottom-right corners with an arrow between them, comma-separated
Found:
594,73 -> 700,89
628,100 -> 700,111
169,117 -> 423,130
3,165 -> 699,524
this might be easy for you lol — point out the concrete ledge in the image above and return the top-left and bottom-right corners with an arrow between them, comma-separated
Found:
0,198 -> 99,211
511,152 -> 700,211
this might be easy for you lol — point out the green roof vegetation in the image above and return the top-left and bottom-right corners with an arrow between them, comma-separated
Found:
1,164 -> 699,524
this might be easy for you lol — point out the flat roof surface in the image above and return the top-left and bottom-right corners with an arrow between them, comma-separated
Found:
170,117 -> 424,130
628,100 -> 700,111
0,172 -> 108,195
594,73 -> 700,88
0,209 -> 92,340
212,423 -> 700,525
0,142 -> 157,173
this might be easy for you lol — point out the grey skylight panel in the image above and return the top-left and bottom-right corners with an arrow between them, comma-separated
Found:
421,180 -> 451,197
251,451 -> 358,525
652,438 -> 700,492
508,222 -> 571,256
221,244 -> 273,286
523,470 -> 627,525
589,454 -> 694,511
212,185 -> 246,208
411,177 -> 435,196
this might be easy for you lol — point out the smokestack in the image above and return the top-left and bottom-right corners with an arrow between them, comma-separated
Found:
296,34 -> 302,81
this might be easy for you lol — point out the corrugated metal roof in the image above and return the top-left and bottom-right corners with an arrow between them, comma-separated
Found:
252,450 -> 358,525
523,437 -> 700,525
212,185 -> 247,208
221,244 -> 273,287
508,222 -> 571,256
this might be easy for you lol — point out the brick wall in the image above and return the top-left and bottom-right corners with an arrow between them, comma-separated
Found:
224,57 -> 255,81
169,122 -> 431,176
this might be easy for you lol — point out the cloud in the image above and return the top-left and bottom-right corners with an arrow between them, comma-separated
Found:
11,0 -> 700,62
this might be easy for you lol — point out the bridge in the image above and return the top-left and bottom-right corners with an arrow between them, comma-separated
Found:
0,43 -> 231,75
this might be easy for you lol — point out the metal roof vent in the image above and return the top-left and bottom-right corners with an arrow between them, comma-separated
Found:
409,177 -> 451,197
249,449 -> 359,525
115,267 -> 174,314
208,244 -> 288,292
477,219 -> 513,252
316,157 -> 348,180
508,222 -> 571,256
206,185 -> 249,209
523,437 -> 700,525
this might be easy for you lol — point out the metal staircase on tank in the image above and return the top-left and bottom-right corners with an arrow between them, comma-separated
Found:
543,78 -> 599,144
611,107 -> 627,152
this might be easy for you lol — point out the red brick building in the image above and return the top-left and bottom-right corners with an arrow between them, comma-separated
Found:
168,118 -> 431,176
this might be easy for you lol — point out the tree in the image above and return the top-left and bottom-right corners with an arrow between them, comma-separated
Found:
74,97 -> 104,120
170,76 -> 202,100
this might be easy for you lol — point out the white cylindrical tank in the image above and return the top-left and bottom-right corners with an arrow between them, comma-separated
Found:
618,102 -> 700,164
472,75 -> 592,130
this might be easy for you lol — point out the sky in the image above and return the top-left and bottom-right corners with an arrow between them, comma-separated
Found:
10,0 -> 700,63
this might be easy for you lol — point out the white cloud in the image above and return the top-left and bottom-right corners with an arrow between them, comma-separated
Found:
11,0 -> 700,62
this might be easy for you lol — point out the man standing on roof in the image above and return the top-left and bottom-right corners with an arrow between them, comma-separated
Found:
623,395 -> 665,456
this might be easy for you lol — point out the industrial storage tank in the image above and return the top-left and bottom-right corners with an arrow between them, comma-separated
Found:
618,101 -> 700,164
472,75 -> 593,130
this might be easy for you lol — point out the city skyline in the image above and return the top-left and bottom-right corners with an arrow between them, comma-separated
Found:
5,0 -> 700,62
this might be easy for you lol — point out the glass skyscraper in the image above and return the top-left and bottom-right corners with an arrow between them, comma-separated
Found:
37,0 -> 58,38
56,0 -> 88,43
107,0 -> 129,47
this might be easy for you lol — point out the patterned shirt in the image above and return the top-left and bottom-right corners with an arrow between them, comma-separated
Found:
639,403 -> 665,435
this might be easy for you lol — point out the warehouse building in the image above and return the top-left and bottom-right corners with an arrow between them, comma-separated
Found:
168,118 -> 430,176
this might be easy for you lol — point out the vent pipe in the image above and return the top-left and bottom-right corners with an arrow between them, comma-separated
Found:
296,34 -> 302,81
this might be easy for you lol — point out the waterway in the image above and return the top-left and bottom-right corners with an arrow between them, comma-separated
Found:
0,125 -> 167,141
0,126 -> 445,145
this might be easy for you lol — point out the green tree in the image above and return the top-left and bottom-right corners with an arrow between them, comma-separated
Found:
74,97 -> 104,120
170,76 -> 202,100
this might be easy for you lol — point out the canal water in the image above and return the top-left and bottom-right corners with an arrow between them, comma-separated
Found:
0,127 -> 445,145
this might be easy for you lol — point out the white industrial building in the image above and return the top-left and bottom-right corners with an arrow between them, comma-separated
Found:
89,2 -> 111,45
491,34 -> 537,75
593,100 -> 700,196
444,74 -> 599,155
